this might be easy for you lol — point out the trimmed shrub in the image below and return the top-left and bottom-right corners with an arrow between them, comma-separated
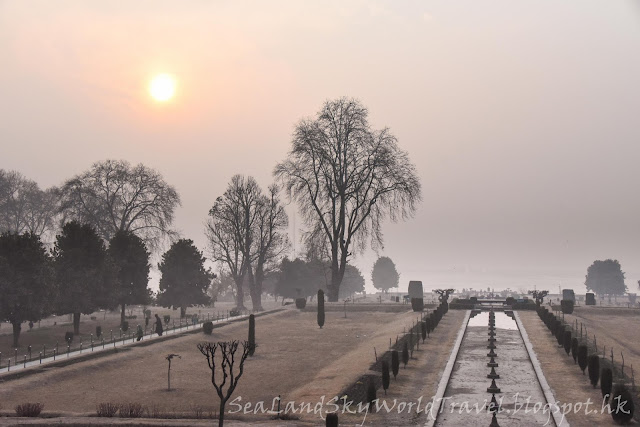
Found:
588,354 -> 600,388
326,413 -> 339,427
248,314 -> 256,356
295,298 -> 306,309
230,309 -> 240,317
381,360 -> 390,395
65,331 -> 74,344
15,402 -> 44,417
317,290 -> 325,329
426,318 -> 432,337
96,325 -> 102,337
144,309 -> 151,319
421,321 -> 427,342
601,368 -> 613,398
402,341 -> 409,368
97,402 -> 120,417
367,380 -> 377,412
121,321 -> 129,332
563,331 -> 572,355
577,344 -> 588,374
610,383 -> 634,424
560,300 -> 574,314
411,298 -> 424,312
202,321 -> 213,335
163,315 -> 170,324
391,350 -> 399,379
555,325 -> 564,347
571,338 -> 579,364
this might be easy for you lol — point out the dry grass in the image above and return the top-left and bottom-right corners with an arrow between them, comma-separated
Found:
1,307 -> 452,424
0,300 -> 282,367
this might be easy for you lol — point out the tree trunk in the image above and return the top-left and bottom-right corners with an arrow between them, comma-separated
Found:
73,312 -> 81,335
234,278 -> 246,310
180,306 -> 186,318
121,303 -> 126,325
219,400 -> 225,427
12,321 -> 21,348
249,286 -> 263,312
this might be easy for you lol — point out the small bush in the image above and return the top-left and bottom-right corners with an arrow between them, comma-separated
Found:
121,321 -> 129,332
163,315 -> 170,324
125,315 -> 137,320
560,300 -> 574,314
505,296 -> 515,305
295,298 -> 306,309
119,402 -> 145,418
248,314 -> 256,356
610,383 -> 634,424
96,325 -> 102,337
15,403 -> 44,417
97,402 -> 120,417
601,368 -> 613,398
90,316 -> 97,320
411,298 -> 424,312
202,321 -> 214,335
391,350 -> 399,379
563,331 -> 572,355
421,321 -> 427,342
230,309 -> 240,317
571,338 -> 579,363
317,289 -> 325,329
65,331 -> 74,343
402,341 -> 409,368
588,354 -> 600,388
366,380 -> 377,412
326,412 -> 339,427
426,317 -> 432,336
555,326 -> 563,347
144,309 -> 151,318
577,345 -> 588,374
381,360 -> 390,395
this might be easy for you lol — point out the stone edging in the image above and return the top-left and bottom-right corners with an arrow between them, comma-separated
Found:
514,311 -> 570,427
424,309 -> 471,427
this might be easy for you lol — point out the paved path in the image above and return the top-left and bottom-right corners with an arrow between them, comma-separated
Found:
0,313 -> 252,376
435,311 -> 558,426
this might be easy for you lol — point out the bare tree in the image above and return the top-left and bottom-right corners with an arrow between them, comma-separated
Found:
274,97 -> 421,301
206,176 -> 288,311
250,184 -> 288,311
0,169 -> 59,241
58,159 -> 180,249
197,340 -> 253,427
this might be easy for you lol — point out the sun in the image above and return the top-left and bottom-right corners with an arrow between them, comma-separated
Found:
149,74 -> 176,102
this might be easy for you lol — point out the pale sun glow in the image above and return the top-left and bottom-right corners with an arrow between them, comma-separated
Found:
149,74 -> 176,102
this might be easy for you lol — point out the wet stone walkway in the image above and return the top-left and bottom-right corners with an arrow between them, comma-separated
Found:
435,311 -> 555,426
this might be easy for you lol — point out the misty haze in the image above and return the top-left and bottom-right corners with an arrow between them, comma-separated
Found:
1,1 -> 639,426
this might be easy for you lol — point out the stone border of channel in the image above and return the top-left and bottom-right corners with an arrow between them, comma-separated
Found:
514,311 -> 570,427
424,309 -> 471,427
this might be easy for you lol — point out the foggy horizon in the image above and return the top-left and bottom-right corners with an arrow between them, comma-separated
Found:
2,1 -> 639,295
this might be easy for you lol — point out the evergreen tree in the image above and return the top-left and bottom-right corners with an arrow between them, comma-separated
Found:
157,239 -> 214,317
0,232 -> 55,347
108,230 -> 151,324
371,256 -> 399,293
54,221 -> 114,334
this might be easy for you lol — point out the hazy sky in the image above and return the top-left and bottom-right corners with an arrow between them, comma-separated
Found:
1,1 -> 639,293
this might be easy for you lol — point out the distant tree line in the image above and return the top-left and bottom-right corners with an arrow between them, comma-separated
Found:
1,97 -> 425,337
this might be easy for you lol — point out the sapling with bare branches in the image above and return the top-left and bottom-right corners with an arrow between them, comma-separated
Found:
197,340 -> 254,427
165,354 -> 181,391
